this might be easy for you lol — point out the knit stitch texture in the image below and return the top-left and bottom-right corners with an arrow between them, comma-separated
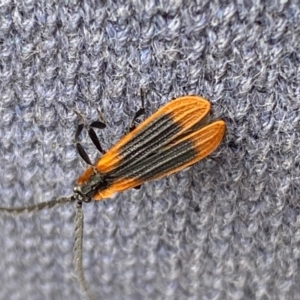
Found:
0,0 -> 300,299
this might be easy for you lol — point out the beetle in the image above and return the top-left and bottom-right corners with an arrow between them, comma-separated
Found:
0,94 -> 225,299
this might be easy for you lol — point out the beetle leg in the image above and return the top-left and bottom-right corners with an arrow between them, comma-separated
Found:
88,121 -> 106,154
74,110 -> 93,165
129,88 -> 146,132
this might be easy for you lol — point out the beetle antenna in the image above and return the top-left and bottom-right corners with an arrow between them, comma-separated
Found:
0,196 -> 74,215
74,201 -> 94,300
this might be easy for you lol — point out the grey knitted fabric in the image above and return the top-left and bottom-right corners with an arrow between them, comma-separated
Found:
1,1 -> 300,300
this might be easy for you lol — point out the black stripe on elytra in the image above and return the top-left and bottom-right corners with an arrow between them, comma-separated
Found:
115,113 -> 182,172
109,139 -> 197,181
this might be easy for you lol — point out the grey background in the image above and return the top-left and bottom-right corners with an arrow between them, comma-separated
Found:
0,0 -> 300,299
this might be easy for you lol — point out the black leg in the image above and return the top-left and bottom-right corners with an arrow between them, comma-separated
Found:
76,143 -> 92,165
74,109 -> 106,164
75,123 -> 84,142
129,88 -> 146,132
74,110 -> 93,165
90,121 -> 106,129
88,121 -> 106,154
